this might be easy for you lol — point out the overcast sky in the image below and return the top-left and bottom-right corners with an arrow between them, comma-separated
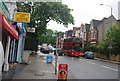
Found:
47,0 -> 120,32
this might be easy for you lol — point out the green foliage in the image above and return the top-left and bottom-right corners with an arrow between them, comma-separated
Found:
17,2 -> 74,35
103,24 -> 120,54
83,42 -> 92,52
38,29 -> 56,47
17,2 -> 74,50
92,24 -> 120,56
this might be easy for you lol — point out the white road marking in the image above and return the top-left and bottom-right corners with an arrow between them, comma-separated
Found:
72,57 -> 74,60
101,66 -> 118,71
79,59 -> 82,61
88,62 -> 98,65
87,61 -> 118,71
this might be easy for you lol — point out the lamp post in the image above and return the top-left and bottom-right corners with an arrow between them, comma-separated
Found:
100,4 -> 112,16
100,4 -> 113,60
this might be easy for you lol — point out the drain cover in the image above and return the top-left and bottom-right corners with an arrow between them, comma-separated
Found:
35,72 -> 44,76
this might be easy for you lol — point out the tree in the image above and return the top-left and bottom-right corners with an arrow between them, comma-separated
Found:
17,2 -> 74,37
38,29 -> 56,46
17,2 -> 74,50
103,24 -> 120,54
83,42 -> 92,52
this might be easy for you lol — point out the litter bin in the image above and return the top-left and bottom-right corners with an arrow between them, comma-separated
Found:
22,50 -> 31,64
46,56 -> 53,64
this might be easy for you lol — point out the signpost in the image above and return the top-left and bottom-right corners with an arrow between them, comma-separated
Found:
52,33 -> 58,74
14,12 -> 30,23
58,64 -> 68,80
52,33 -> 57,37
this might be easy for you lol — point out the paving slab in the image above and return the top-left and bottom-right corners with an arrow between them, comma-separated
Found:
13,55 -> 57,79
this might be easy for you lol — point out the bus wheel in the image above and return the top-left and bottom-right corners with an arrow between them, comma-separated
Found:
77,56 -> 79,58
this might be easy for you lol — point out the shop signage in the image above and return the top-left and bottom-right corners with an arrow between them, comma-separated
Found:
27,27 -> 35,33
0,0 -> 10,21
14,12 -> 30,23
58,64 -> 68,80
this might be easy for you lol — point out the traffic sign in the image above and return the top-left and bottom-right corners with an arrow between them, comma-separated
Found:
52,33 -> 57,37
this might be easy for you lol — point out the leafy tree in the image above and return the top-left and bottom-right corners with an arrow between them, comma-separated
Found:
17,2 -> 74,50
38,29 -> 56,46
83,42 -> 92,52
103,24 -> 120,54
17,2 -> 74,36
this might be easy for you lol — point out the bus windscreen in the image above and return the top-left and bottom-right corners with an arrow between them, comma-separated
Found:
70,47 -> 83,52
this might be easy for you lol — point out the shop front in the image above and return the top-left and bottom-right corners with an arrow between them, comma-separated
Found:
8,23 -> 22,64
16,22 -> 26,63
0,12 -> 19,72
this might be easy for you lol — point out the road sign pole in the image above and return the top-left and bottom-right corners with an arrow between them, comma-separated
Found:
52,33 -> 58,74
55,37 -> 58,74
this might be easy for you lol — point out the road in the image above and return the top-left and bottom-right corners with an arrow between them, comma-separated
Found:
38,51 -> 118,80
56,55 -> 118,79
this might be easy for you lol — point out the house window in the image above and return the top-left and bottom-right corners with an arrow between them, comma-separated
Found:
83,33 -> 86,40
91,31 -> 95,39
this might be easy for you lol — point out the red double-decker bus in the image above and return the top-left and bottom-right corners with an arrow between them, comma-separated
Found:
62,37 -> 84,57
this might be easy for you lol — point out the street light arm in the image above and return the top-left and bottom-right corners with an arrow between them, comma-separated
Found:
100,4 -> 112,16
100,4 -> 112,8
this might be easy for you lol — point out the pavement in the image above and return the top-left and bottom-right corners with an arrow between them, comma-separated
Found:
2,51 -> 58,80
94,58 -> 120,65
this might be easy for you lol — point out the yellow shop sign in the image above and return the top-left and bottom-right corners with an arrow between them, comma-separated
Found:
14,12 -> 30,23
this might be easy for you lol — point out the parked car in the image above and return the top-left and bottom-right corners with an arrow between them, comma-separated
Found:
40,47 -> 50,54
83,52 -> 94,59
54,48 -> 63,56
48,46 -> 55,53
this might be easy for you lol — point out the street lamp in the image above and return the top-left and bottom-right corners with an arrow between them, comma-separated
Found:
100,4 -> 113,60
100,4 -> 112,16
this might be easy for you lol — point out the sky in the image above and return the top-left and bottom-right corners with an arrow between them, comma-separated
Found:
47,0 -> 120,32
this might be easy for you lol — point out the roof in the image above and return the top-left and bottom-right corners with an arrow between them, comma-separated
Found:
91,19 -> 101,29
73,27 -> 78,33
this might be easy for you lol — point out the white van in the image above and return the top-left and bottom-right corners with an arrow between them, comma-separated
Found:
0,41 -> 4,80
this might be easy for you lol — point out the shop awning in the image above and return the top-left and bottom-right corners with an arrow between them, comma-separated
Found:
0,12 -> 19,40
